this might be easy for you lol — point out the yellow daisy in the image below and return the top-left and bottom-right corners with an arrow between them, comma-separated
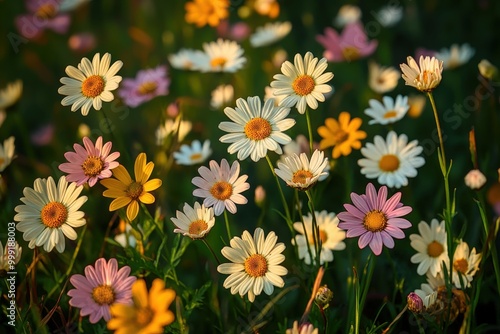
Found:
185,0 -> 229,28
317,111 -> 366,159
100,153 -> 162,222
107,278 -> 176,334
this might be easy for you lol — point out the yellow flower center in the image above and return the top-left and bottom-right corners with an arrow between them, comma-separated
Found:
136,307 -> 153,327
244,254 -> 268,277
341,46 -> 360,61
333,130 -> 349,145
383,110 -> 398,119
453,258 -> 468,275
127,181 -> 144,200
137,81 -> 158,95
292,170 -> 313,184
35,4 -> 57,20
183,61 -> 193,69
82,75 -> 105,98
40,202 -> 68,228
244,117 -> 272,141
82,156 -> 104,177
427,240 -> 444,258
188,219 -> 209,236
308,229 -> 328,244
363,210 -> 387,232
91,285 -> 115,305
379,154 -> 400,172
210,57 -> 227,68
190,153 -> 203,161
292,75 -> 315,96
210,181 -> 233,200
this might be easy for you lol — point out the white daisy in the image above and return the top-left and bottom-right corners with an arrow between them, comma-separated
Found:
155,117 -> 192,145
368,61 -> 400,94
364,95 -> 409,125
414,273 -> 441,310
373,5 -> 403,27
0,240 -> 22,272
275,149 -> 329,190
435,43 -> 475,70
58,52 -> 123,116
14,176 -> 88,253
264,86 -> 285,106
211,84 -> 234,109
334,4 -> 361,27
270,52 -> 334,114
400,56 -> 443,92
358,131 -> 425,188
410,219 -> 449,276
192,159 -> 250,216
171,202 -> 215,239
217,227 -> 287,302
249,21 -> 292,47
219,96 -> 295,162
173,139 -> 212,166
168,48 -> 205,71
0,80 -> 22,111
293,210 -> 346,265
451,240 -> 481,289
0,136 -> 15,173
199,39 -> 246,73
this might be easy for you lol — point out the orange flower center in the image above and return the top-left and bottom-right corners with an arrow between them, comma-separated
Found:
40,202 -> 68,228
292,75 -> 315,96
35,4 -> 57,20
292,170 -> 313,184
188,219 -> 209,236
190,153 -> 203,161
210,57 -> 227,68
363,210 -> 387,232
137,81 -> 158,95
383,110 -> 398,119
127,181 -> 144,200
308,229 -> 328,244
427,241 -> 444,258
332,130 -> 349,145
453,258 -> 468,275
82,75 -> 105,98
82,156 -> 104,177
341,46 -> 360,61
92,285 -> 115,305
210,181 -> 233,200
244,117 -> 272,141
379,154 -> 400,172
244,254 -> 268,277
136,307 -> 153,327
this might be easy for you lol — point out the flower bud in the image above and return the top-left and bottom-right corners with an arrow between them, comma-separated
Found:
407,292 -> 424,313
478,59 -> 498,80
254,185 -> 266,207
464,169 -> 486,190
315,285 -> 333,309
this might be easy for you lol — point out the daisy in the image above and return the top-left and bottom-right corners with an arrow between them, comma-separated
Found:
409,219 -> 449,276
100,153 -> 162,222
168,48 -> 205,71
58,52 -> 123,116
275,149 -> 329,190
264,86 -> 285,106
286,321 -> 319,334
118,65 -> 170,108
337,183 -> 412,256
364,95 -> 409,125
108,278 -> 176,333
368,61 -> 400,94
211,84 -> 234,109
435,43 -> 475,70
270,52 -> 333,114
373,5 -> 403,27
14,176 -> 88,253
0,136 -> 16,173
293,210 -> 346,265
173,139 -> 212,165
184,0 -> 229,28
316,23 -> 378,62
192,159 -> 249,216
451,240 -> 481,289
199,39 -> 247,73
156,117 -> 192,145
333,4 -> 361,27
67,258 -> 136,323
358,131 -> 425,188
317,111 -> 367,159
58,136 -> 120,187
219,96 -> 296,162
0,240 -> 22,272
400,56 -> 443,92
0,80 -> 22,111
171,202 -> 215,239
217,227 -> 287,302
253,0 -> 280,18
249,21 -> 292,48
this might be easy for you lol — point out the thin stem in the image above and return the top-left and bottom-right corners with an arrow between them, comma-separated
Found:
305,108 -> 314,154
305,190 -> 321,268
381,305 -> 408,334
224,210 -> 232,242
295,190 -> 314,268
265,155 -> 292,224
202,238 -> 221,265
359,254 -> 376,317
427,92 -> 446,165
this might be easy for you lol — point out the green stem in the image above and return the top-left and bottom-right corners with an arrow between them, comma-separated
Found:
295,190 -> 314,267
265,155 -> 292,225
427,92 -> 446,165
305,108 -> 314,154
359,254 -> 376,317
202,238 -> 221,265
224,210 -> 232,242
305,190 -> 321,268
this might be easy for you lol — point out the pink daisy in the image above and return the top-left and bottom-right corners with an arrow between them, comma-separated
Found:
316,22 -> 378,62
118,65 -> 170,108
67,258 -> 136,324
15,0 -> 71,39
192,159 -> 250,216
337,183 -> 412,255
59,136 -> 120,187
